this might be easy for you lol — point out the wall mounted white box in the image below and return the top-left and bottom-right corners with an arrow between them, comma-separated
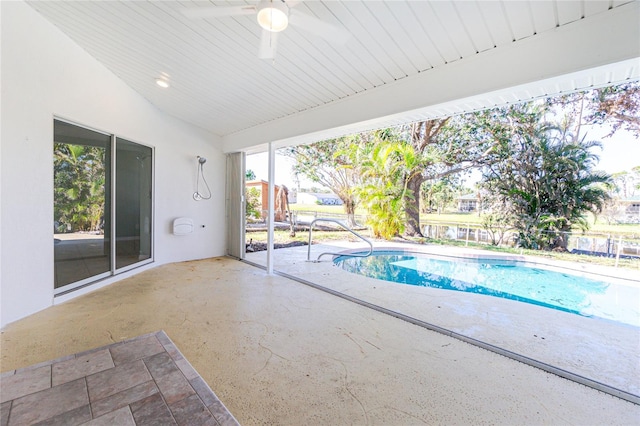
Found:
173,217 -> 194,235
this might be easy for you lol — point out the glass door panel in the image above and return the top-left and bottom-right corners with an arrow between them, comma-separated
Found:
53,120 -> 111,289
115,138 -> 153,270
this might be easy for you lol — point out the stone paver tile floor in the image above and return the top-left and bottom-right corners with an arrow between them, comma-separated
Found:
0,331 -> 239,426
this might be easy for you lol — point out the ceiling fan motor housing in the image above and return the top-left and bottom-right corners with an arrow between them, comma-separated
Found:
257,0 -> 289,32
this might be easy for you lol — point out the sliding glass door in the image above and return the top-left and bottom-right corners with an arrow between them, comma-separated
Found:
53,120 -> 153,293
54,121 -> 111,288
115,138 -> 152,269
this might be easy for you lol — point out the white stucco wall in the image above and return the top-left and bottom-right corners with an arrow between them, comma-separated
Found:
0,1 -> 226,327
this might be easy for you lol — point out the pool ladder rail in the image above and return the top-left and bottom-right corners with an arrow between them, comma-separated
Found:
307,218 -> 373,262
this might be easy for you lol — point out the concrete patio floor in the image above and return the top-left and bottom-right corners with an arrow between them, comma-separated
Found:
1,256 -> 638,424
246,242 -> 640,400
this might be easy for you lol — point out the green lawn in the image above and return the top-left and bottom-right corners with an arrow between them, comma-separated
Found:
289,204 -> 640,236
421,212 -> 640,235
589,223 -> 640,234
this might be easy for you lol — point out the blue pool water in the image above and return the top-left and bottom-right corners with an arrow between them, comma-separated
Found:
334,251 -> 640,327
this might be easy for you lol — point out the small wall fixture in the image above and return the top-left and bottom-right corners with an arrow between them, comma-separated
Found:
173,217 -> 194,235
194,156 -> 212,201
155,78 -> 170,88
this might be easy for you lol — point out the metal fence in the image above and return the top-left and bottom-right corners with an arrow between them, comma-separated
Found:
288,210 -> 640,264
421,221 -> 640,260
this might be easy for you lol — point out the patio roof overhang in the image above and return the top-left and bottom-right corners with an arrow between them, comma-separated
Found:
223,3 -> 640,153
25,1 -> 640,155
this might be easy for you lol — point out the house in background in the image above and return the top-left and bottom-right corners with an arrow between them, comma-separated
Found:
621,196 -> 640,213
246,180 -> 288,221
286,188 -> 298,204
619,196 -> 640,223
1,0 -> 638,327
457,194 -> 479,212
297,192 -> 344,206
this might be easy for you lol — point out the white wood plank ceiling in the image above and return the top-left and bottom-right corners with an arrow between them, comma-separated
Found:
26,0 -> 637,142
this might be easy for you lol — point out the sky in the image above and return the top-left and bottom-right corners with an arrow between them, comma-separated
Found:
246,152 -> 305,189
583,126 -> 639,174
246,126 -> 639,190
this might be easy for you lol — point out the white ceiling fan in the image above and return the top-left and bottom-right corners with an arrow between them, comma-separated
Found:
182,0 -> 350,59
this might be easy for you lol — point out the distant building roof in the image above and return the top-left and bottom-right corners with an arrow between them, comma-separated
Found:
457,193 -> 478,201
299,192 -> 340,199
620,196 -> 640,203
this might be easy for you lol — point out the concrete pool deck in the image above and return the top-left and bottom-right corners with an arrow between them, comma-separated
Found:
245,241 -> 640,401
1,256 -> 638,424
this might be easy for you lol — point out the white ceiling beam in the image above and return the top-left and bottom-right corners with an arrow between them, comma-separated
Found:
223,2 -> 640,153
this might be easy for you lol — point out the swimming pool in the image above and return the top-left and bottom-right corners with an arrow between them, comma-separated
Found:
334,251 -> 640,327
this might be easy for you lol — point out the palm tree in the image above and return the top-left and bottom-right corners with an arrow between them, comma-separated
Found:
481,104 -> 611,250
54,143 -> 106,232
539,136 -> 610,249
356,141 -> 407,239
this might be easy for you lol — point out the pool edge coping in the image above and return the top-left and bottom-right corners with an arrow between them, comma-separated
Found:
241,255 -> 640,406
334,244 -> 640,285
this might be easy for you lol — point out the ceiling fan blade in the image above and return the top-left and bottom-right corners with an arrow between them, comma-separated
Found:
288,9 -> 350,45
182,5 -> 257,19
259,29 -> 278,59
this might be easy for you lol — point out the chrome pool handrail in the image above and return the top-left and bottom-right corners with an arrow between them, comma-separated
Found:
307,218 -> 373,262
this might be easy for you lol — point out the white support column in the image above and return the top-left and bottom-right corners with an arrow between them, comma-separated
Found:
266,142 -> 275,274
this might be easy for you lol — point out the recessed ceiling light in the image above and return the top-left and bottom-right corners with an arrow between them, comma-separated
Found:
156,79 -> 169,88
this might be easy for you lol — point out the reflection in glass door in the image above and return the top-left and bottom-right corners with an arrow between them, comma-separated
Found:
53,121 -> 111,288
116,138 -> 153,269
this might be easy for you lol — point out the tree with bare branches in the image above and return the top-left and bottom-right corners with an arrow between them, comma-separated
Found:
282,135 -> 366,228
